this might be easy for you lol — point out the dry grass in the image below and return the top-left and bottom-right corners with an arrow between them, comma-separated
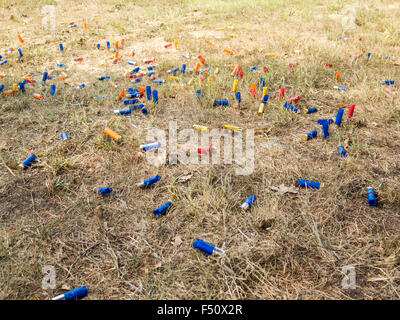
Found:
0,0 -> 399,300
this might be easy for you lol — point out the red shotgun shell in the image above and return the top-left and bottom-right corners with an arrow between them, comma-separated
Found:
287,95 -> 300,102
348,104 -> 355,118
279,88 -> 285,101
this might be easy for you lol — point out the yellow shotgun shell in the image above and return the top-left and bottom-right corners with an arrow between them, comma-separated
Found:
193,124 -> 210,131
262,87 -> 268,96
258,103 -> 265,115
168,75 -> 180,82
232,78 -> 239,92
224,124 -> 242,131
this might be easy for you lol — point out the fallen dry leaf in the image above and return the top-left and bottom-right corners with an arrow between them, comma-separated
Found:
176,172 -> 193,183
172,235 -> 183,246
260,218 -> 275,229
270,184 -> 298,194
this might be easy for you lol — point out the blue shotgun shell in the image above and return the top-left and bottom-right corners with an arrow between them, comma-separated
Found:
114,108 -> 132,115
52,286 -> 88,300
0,84 -> 4,92
193,238 -> 215,255
128,61 -> 136,65
106,41 -> 110,49
196,89 -> 201,100
140,141 -> 161,151
301,129 -> 318,141
241,195 -> 256,209
167,67 -> 179,73
42,72 -> 48,82
124,98 -> 138,105
62,286 -> 88,300
146,72 -> 154,77
153,201 -> 172,216
138,174 -> 161,188
283,102 -> 299,113
153,79 -> 164,84
333,85 -> 347,91
59,43 -> 64,51
304,107 -> 317,114
19,154 -> 36,169
18,80 -> 26,92
235,92 -> 241,104
260,77 -> 265,88
335,108 -> 344,126
381,80 -> 394,85
298,179 -> 321,189
61,132 -> 68,140
18,48 -> 23,57
146,86 -> 152,100
318,118 -> 334,125
213,99 -> 229,106
152,90 -> 158,104
366,52 -> 371,59
50,84 -> 56,96
337,145 -> 346,157
0,60 -> 8,65
367,187 -> 377,206
94,187 -> 113,195
141,107 -> 148,115
131,66 -> 140,73
262,94 -> 269,103
132,103 -> 144,110
98,75 -> 110,80
321,121 -> 330,138
181,64 -> 186,73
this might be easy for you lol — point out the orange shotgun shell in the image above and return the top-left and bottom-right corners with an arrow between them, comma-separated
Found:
104,128 -> 121,141
335,71 -> 341,82
193,63 -> 201,73
117,90 -> 126,100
